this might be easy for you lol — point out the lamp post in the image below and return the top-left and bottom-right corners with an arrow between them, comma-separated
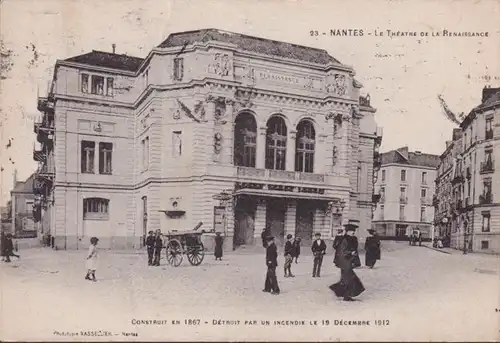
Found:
213,189 -> 233,236
328,198 -> 346,238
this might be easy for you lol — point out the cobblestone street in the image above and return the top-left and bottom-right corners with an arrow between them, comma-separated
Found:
1,243 -> 498,341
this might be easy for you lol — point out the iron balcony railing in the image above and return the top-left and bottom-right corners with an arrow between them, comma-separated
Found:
485,129 -> 493,140
399,196 -> 408,204
480,160 -> 494,174
479,193 -> 493,205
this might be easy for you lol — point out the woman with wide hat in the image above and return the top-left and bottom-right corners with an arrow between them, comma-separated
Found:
329,223 -> 365,301
364,229 -> 381,268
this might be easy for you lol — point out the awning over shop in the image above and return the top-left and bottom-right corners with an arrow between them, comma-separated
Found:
233,189 -> 341,201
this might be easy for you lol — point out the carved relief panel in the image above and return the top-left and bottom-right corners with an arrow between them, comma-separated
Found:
208,53 -> 233,77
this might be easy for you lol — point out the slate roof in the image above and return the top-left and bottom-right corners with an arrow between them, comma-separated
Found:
475,88 -> 500,110
381,147 -> 440,169
11,174 -> 35,194
158,29 -> 341,65
64,50 -> 144,72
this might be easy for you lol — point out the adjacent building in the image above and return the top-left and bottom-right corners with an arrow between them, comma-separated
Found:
33,29 -> 382,250
454,87 -> 499,253
10,171 -> 38,237
433,128 -> 462,245
372,147 -> 440,239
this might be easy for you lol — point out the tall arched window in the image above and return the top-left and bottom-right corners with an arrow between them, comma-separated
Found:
295,120 -> 315,173
265,116 -> 287,170
234,112 -> 257,167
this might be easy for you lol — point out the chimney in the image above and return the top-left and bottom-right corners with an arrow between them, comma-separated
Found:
112,44 -> 116,54
482,86 -> 500,103
12,169 -> 17,188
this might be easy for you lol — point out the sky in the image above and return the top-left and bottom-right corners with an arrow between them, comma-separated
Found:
0,0 -> 498,205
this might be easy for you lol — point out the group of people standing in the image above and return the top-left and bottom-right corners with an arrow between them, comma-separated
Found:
145,230 -> 165,266
261,224 -> 381,301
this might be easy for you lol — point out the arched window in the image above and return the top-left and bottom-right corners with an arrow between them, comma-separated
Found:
295,120 -> 315,173
265,116 -> 287,170
234,112 -> 257,167
83,197 -> 109,220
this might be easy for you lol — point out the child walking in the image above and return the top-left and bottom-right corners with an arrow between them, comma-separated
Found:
85,237 -> 99,282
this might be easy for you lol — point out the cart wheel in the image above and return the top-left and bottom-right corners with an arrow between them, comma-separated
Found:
166,239 -> 183,267
186,243 -> 205,266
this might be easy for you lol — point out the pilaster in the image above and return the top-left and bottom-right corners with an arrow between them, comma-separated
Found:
256,126 -> 267,169
313,208 -> 327,236
254,199 -> 267,237
286,130 -> 296,171
221,99 -> 234,165
285,200 -> 297,237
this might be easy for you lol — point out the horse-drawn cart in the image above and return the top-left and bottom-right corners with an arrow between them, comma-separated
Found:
163,222 -> 213,267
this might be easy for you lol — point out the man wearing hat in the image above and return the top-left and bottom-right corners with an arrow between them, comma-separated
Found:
263,236 -> 280,295
146,230 -> 155,266
311,232 -> 327,277
364,229 -> 381,268
283,234 -> 295,277
329,223 -> 365,301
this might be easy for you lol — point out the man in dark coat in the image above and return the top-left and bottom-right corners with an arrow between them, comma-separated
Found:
214,232 -> 224,261
3,233 -> 19,263
283,234 -> 294,277
329,224 -> 365,301
311,232 -> 326,277
153,230 -> 163,266
261,228 -> 269,248
291,236 -> 301,263
364,229 -> 381,268
332,228 -> 344,268
146,230 -> 155,266
263,236 -> 280,295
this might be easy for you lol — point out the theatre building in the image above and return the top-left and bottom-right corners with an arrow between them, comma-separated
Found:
33,29 -> 382,250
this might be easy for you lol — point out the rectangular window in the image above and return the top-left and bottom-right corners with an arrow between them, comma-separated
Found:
481,241 -> 489,250
106,77 -> 114,96
399,205 -> 405,220
485,117 -> 493,139
482,212 -> 490,232
98,142 -> 113,174
381,169 -> 386,182
379,205 -> 384,219
91,75 -> 105,95
81,140 -> 95,173
421,188 -> 427,198
400,187 -> 406,197
400,169 -> 406,182
81,73 -> 89,93
143,136 -> 150,170
421,171 -> 427,184
173,58 -> 184,81
173,131 -> 182,157
380,187 -> 385,201
420,207 -> 426,222
83,198 -> 109,220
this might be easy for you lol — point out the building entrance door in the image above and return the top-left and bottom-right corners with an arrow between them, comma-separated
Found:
266,200 -> 286,247
296,201 -> 314,246
234,209 -> 255,248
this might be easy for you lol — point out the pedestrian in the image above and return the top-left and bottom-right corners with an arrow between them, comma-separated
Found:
3,233 -> 20,263
329,224 -> 365,301
291,236 -> 301,263
146,230 -> 155,266
1,231 -> 6,262
153,229 -> 163,266
261,227 -> 269,248
85,237 -> 99,282
214,232 -> 224,261
263,236 -> 280,295
364,229 -> 381,268
283,234 -> 294,277
332,228 -> 344,268
311,232 -> 326,277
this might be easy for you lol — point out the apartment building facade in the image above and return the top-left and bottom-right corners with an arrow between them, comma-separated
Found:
33,29 -> 382,250
372,147 -> 440,239
453,87 -> 500,253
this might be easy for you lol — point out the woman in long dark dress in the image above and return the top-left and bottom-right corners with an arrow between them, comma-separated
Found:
214,232 -> 224,261
364,229 -> 381,268
329,224 -> 365,301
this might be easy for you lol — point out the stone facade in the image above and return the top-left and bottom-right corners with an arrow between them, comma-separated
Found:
34,29 -> 381,250
372,147 -> 440,239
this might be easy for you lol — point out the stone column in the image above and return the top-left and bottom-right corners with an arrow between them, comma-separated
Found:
256,126 -> 267,169
285,200 -> 297,237
254,199 -> 267,238
315,133 -> 327,174
338,113 -> 350,175
286,130 -> 296,172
